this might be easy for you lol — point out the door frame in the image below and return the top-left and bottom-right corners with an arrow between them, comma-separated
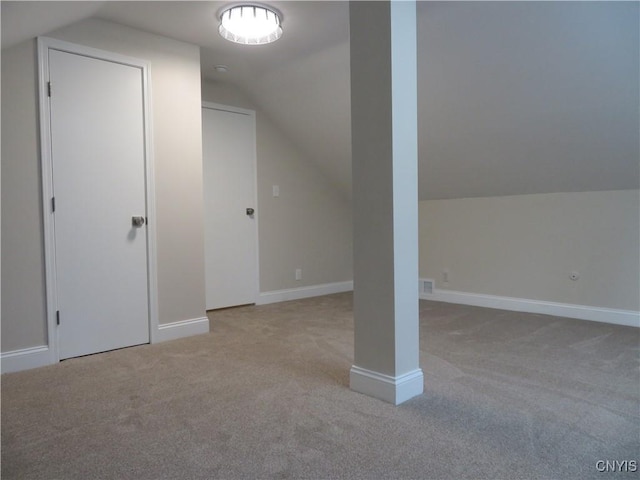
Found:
37,37 -> 159,363
201,101 -> 260,307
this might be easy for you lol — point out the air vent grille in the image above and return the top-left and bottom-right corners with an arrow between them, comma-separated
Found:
421,279 -> 434,295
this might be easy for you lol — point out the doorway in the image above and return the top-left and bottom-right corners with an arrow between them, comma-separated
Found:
202,103 -> 259,310
39,38 -> 157,360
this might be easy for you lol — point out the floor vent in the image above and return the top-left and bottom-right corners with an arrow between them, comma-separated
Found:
420,279 -> 434,295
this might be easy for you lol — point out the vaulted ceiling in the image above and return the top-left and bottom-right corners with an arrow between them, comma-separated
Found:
3,1 -> 638,200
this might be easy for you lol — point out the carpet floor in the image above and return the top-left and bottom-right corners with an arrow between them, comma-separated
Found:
2,293 -> 638,479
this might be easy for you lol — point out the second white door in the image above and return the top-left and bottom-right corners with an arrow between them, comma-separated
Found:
202,104 -> 258,310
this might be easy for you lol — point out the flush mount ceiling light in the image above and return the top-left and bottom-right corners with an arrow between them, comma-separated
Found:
219,4 -> 283,45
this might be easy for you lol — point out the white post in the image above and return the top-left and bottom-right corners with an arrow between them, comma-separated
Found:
349,0 -> 423,405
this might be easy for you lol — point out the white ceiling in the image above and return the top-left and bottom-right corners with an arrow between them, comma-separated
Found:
2,1 -> 638,200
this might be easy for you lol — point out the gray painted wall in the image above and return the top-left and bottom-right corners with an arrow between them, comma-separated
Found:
2,39 -> 48,350
1,19 -> 205,352
419,190 -> 640,311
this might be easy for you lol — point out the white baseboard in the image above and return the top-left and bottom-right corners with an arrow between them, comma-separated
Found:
257,281 -> 354,305
2,317 -> 210,374
156,316 -> 209,343
1,346 -> 53,374
420,286 -> 640,328
350,366 -> 424,405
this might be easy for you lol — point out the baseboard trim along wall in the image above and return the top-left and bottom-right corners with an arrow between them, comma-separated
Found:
156,317 -> 210,343
2,318 -> 210,374
350,366 -> 424,405
1,346 -> 52,374
257,281 -> 354,305
419,283 -> 640,328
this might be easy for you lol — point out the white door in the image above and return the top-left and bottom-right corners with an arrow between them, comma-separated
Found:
48,48 -> 150,359
202,104 -> 258,310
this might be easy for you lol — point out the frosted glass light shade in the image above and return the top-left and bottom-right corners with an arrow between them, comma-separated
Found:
219,5 -> 282,45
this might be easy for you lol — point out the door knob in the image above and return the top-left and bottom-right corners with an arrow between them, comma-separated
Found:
132,216 -> 146,227
246,208 -> 255,216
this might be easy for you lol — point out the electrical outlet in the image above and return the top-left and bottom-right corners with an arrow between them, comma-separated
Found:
442,269 -> 450,285
295,268 -> 302,281
273,185 -> 280,197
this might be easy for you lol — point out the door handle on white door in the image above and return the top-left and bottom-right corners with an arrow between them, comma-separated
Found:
131,216 -> 145,227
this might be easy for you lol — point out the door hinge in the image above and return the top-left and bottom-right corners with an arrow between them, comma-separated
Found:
47,82 -> 52,97
56,310 -> 60,326
51,197 -> 56,212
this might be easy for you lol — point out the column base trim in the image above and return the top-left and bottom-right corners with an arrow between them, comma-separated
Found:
350,365 -> 424,405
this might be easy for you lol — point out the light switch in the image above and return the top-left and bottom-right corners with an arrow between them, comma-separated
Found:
273,185 -> 280,197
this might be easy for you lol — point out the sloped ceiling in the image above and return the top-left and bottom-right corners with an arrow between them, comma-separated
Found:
418,2 -> 639,199
2,1 -> 638,200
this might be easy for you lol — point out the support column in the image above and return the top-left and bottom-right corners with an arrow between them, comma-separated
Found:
349,0 -> 423,405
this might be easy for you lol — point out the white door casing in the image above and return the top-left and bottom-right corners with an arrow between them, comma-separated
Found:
202,103 -> 259,310
38,37 -> 158,361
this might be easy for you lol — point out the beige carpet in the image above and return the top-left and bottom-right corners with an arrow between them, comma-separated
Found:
2,293 -> 638,479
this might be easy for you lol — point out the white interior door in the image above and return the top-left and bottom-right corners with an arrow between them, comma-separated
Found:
202,104 -> 258,310
48,48 -> 150,359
